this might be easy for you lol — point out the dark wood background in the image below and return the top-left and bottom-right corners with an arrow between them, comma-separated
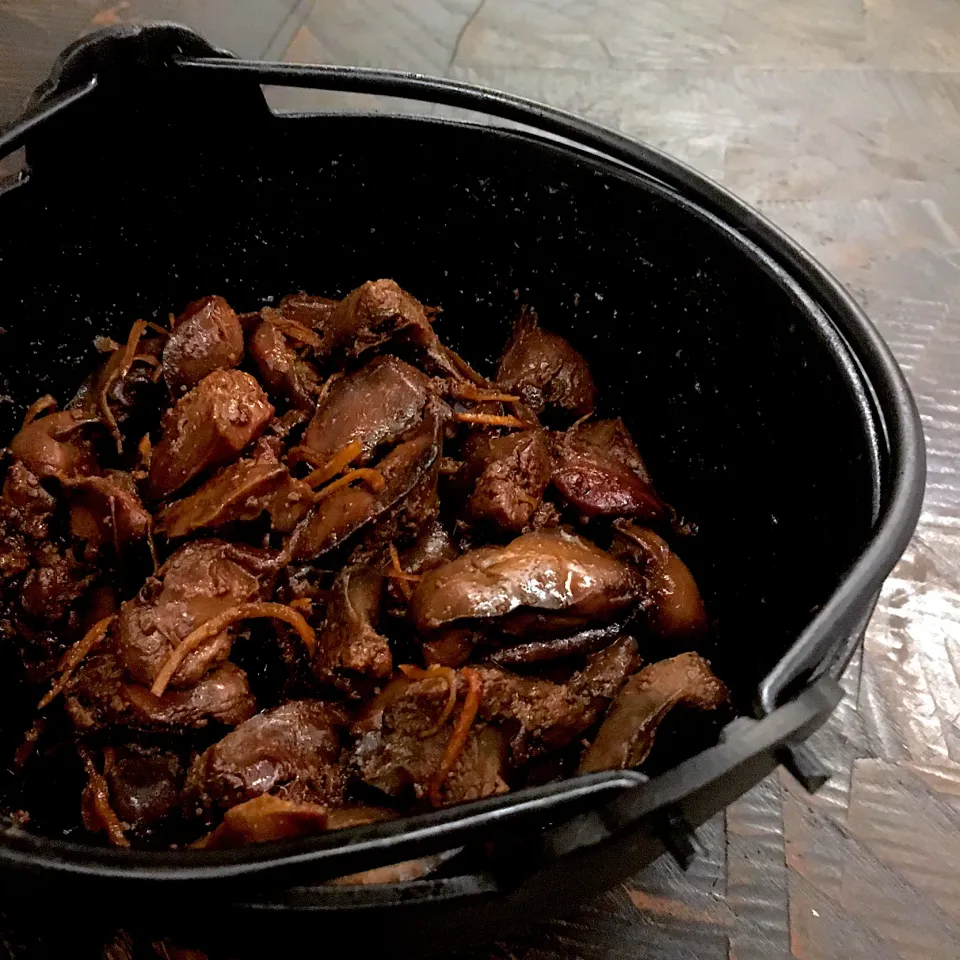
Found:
2,2 -> 960,958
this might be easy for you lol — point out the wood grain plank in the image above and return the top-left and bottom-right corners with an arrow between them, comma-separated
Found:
725,777 -> 791,960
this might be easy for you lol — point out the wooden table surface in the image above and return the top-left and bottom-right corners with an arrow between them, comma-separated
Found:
3,2 -> 960,958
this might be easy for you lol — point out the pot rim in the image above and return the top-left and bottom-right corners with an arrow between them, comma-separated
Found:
0,108 -> 922,885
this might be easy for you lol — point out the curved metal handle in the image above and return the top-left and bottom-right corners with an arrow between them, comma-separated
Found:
0,768 -> 644,888
0,78 -> 97,162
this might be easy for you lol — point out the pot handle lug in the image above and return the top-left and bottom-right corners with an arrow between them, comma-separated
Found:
487,676 -> 841,886
0,23 -> 262,169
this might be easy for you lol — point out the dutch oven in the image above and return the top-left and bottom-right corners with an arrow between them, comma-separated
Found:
0,23 -> 925,956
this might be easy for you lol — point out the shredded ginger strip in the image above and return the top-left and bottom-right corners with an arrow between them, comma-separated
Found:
151,603 -> 316,697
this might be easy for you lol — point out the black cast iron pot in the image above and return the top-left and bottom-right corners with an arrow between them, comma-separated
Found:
0,23 -> 925,957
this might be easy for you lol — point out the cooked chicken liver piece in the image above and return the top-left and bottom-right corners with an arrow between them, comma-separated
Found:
122,663 -> 258,730
460,428 -> 552,534
0,462 -> 56,578
489,623 -> 625,666
276,291 -> 338,330
146,369 -> 274,501
115,539 -> 272,690
551,418 -> 666,521
578,651 -> 728,773
350,671 -> 508,805
106,743 -> 184,829
496,307 -> 596,422
290,399 -> 445,561
9,410 -> 99,481
399,520 -> 460,575
0,460 -> 57,581
162,296 -> 244,397
610,521 -> 707,639
187,699 -> 347,813
474,635 -> 639,765
348,434 -> 442,562
303,355 -> 432,465
2,462 -> 55,540
312,566 -> 391,699
248,315 -> 320,410
20,545 -> 95,624
193,793 -> 329,849
313,279 -> 435,364
65,655 -> 256,732
409,528 -> 644,639
156,451 -> 312,539
66,471 -> 151,559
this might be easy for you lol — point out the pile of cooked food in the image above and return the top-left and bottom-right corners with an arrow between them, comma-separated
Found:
0,279 -> 729,868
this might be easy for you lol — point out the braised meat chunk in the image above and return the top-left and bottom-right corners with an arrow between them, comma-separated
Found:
312,566 -> 392,698
156,451 -> 311,539
9,410 -> 99,481
475,636 -> 639,765
409,529 -> 643,639
146,370 -> 273,500
248,313 -> 320,410
194,794 -> 330,849
551,418 -> 666,522
66,471 -> 151,560
65,655 -> 257,733
578,652 -> 728,773
302,355 -> 433,465
350,668 -> 508,806
115,539 -> 272,690
106,744 -> 185,832
0,461 -> 56,579
187,699 -> 347,814
313,279 -> 435,365
610,521 -> 707,639
162,296 -> 244,397
1,278 -> 725,867
459,428 -> 552,534
496,307 -> 596,422
289,398 -> 445,561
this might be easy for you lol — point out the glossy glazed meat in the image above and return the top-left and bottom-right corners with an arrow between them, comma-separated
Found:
106,744 -> 184,832
162,296 -> 245,397
459,428 -> 552,534
303,355 -> 433,465
66,656 -> 256,733
9,410 -> 99,481
551,418 -> 666,521
290,399 -> 445,560
578,652 -> 728,773
114,539 -> 273,689
66,471 -> 151,560
146,369 -> 274,500
475,636 -> 639,764
496,307 -> 596,422
248,313 -> 320,410
1,281 -> 726,865
350,670 -> 508,805
312,566 -> 392,698
193,794 -> 330,849
409,529 -> 643,637
187,699 -> 347,813
313,279 -> 436,364
156,451 -> 312,539
610,521 -> 708,639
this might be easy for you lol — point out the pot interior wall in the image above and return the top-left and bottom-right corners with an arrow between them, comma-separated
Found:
0,108 -> 879,710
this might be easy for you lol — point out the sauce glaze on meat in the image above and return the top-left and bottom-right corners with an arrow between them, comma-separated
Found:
0,280 -> 728,867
